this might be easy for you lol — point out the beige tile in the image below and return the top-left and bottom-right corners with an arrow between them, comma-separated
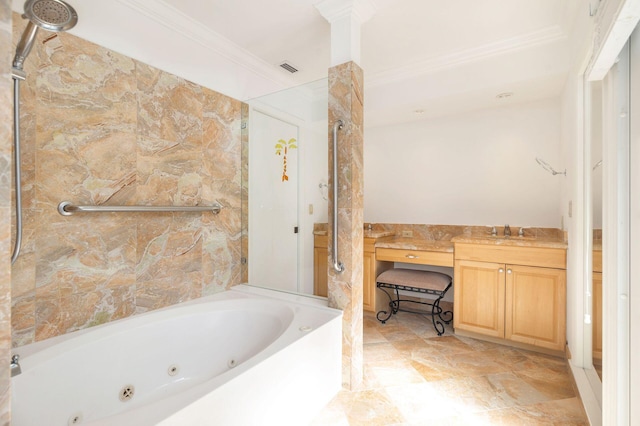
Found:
472,372 -> 550,407
376,323 -> 419,341
418,335 -> 476,356
363,359 -> 425,389
314,313 -> 589,425
514,366 -> 576,400
384,382 -> 471,421
347,389 -> 405,426
409,354 -> 466,382
363,342 -> 403,364
482,397 -> 589,425
363,327 -> 387,344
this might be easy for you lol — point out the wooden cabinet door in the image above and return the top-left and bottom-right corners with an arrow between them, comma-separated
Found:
505,265 -> 566,351
454,260 -> 505,338
313,246 -> 328,297
363,250 -> 375,312
593,271 -> 603,360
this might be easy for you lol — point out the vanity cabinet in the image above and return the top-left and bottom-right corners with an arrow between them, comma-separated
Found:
454,243 -> 567,352
313,235 -> 328,297
593,248 -> 603,361
363,238 -> 376,312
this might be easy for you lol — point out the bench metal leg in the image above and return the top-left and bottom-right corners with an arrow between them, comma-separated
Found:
430,294 -> 453,336
375,282 -> 453,336
375,286 -> 399,324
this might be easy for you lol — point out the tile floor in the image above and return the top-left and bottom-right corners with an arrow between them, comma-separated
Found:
311,308 -> 589,425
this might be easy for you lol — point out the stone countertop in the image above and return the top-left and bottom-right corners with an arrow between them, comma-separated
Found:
364,230 -> 395,239
313,225 -> 567,250
313,229 -> 395,239
450,234 -> 568,249
375,237 -> 454,253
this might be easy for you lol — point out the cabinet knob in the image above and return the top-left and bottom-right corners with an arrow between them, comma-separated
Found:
405,254 -> 418,259
499,268 -> 504,273
507,269 -> 512,274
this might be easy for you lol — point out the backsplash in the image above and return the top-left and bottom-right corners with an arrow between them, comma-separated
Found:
11,14 -> 243,347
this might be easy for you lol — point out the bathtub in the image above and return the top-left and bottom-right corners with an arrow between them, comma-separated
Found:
12,285 -> 342,425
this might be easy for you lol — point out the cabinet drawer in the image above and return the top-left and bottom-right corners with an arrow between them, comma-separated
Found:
455,243 -> 566,269
376,247 -> 454,267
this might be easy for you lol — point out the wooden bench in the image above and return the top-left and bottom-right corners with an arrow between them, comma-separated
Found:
376,268 -> 453,336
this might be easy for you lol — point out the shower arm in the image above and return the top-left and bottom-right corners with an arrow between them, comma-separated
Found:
331,120 -> 344,273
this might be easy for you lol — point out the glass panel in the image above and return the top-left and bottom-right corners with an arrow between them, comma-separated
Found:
590,81 -> 603,382
241,79 -> 328,296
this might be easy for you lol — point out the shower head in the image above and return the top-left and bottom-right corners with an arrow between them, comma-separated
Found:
24,0 -> 78,32
12,0 -> 78,72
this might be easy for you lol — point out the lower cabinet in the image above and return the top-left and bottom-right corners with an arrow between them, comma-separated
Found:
592,272 -> 603,361
592,246 -> 603,361
363,247 -> 375,312
313,236 -> 328,297
454,250 -> 567,352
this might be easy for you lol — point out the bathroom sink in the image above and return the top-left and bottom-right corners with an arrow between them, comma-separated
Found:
484,235 -> 538,241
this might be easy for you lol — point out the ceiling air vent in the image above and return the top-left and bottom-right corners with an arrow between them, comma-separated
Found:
279,61 -> 299,74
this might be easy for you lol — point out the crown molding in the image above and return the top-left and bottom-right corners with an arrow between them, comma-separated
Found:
586,0 -> 640,80
114,0 -> 296,90
367,25 -> 568,88
314,0 -> 378,24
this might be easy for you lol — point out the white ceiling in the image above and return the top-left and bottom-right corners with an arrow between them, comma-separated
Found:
12,0 -> 584,127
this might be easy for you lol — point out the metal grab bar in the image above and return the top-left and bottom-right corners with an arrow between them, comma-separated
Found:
331,120 -> 344,273
57,201 -> 222,216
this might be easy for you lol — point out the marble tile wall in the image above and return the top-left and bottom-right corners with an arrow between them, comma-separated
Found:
0,1 -> 12,422
328,61 -> 364,390
11,14 -> 242,347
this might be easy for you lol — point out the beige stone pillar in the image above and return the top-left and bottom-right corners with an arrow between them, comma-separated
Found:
328,61 -> 364,389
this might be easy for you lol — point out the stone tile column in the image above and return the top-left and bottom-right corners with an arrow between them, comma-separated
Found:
328,61 -> 364,389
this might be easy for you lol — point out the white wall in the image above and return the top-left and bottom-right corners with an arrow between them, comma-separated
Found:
364,99 -> 563,227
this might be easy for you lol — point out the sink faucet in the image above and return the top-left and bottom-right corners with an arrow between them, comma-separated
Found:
518,227 -> 525,237
504,224 -> 511,237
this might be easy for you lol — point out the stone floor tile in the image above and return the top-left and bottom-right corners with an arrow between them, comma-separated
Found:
311,313 -> 589,425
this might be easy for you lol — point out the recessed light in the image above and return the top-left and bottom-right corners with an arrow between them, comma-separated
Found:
496,92 -> 514,99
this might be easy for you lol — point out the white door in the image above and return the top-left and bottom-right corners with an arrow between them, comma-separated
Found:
248,110 -> 300,291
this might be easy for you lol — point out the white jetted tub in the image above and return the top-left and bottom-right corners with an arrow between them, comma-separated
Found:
12,285 -> 342,425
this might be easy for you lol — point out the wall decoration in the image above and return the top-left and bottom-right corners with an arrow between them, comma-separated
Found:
275,138 -> 297,181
